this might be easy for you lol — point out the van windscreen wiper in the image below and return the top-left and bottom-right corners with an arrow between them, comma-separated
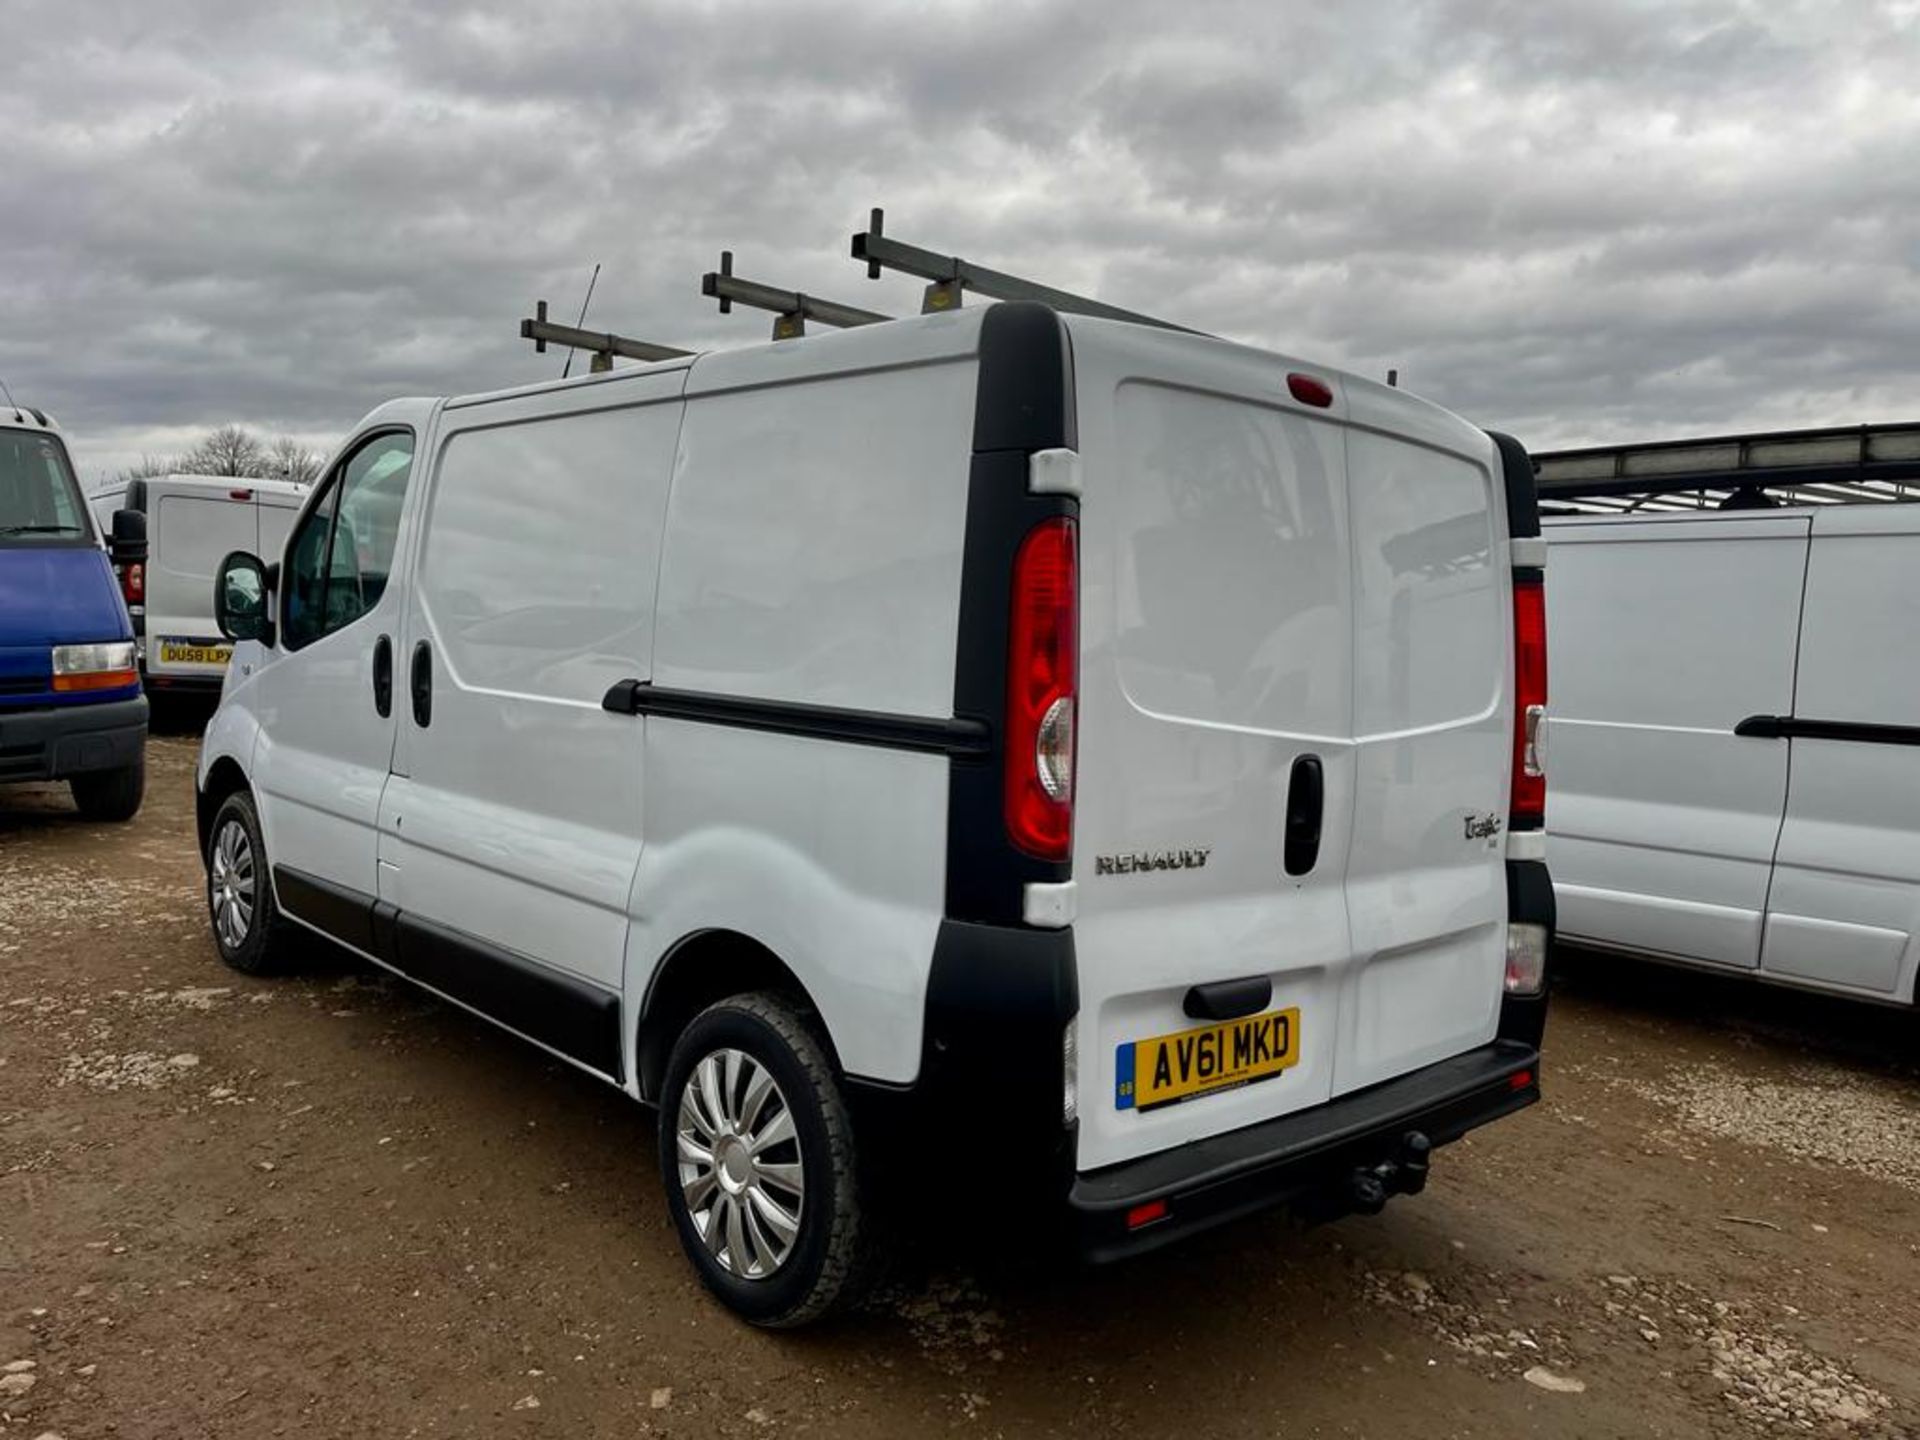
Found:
0,523 -> 83,536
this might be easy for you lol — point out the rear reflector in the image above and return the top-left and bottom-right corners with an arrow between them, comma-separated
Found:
1005,517 -> 1078,860
1287,373 -> 1334,408
1510,575 -> 1547,828
1509,1069 -> 1535,1091
1126,1199 -> 1169,1230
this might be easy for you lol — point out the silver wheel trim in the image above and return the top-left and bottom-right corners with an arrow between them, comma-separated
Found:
675,1047 -> 806,1279
208,818 -> 255,950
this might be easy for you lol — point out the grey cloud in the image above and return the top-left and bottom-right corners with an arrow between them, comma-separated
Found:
0,0 -> 1915,481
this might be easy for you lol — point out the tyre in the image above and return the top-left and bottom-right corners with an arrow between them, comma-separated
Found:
204,789 -> 294,976
658,992 -> 876,1327
69,758 -> 145,822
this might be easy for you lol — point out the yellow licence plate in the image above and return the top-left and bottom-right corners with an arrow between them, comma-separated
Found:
158,640 -> 232,666
1116,1008 -> 1301,1112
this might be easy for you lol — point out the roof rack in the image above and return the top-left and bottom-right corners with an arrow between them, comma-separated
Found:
701,250 -> 891,340
519,300 -> 692,373
849,208 -> 1201,333
518,205 -> 1206,369
1534,421 -> 1920,513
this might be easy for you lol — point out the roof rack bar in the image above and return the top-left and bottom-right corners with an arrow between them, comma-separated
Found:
849,207 -> 1201,333
520,300 -> 692,370
701,250 -> 891,341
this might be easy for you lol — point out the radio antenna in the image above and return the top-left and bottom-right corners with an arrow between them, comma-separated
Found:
0,377 -> 21,423
561,262 -> 602,380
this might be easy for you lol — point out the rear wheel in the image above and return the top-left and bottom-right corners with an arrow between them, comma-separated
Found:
658,993 -> 876,1327
69,758 -> 144,822
205,789 -> 294,975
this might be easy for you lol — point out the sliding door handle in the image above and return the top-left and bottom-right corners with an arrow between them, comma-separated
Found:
371,634 -> 392,718
410,640 -> 432,728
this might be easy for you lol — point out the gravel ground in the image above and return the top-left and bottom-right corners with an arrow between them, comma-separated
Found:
3,732 -> 1918,1438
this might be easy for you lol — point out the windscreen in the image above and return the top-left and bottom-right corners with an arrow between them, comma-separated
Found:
0,429 -> 90,544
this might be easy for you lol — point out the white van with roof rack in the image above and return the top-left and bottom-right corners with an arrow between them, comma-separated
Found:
196,252 -> 1553,1325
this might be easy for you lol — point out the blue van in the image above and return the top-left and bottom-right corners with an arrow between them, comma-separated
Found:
0,408 -> 148,820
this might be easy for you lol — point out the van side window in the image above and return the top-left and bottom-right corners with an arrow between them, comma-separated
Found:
282,432 -> 414,650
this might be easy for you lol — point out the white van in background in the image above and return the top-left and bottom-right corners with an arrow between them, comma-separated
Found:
91,475 -> 306,695
195,300 -> 1553,1325
1546,504 -> 1920,1005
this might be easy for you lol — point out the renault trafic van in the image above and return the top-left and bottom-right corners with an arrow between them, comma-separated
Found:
1,408 -> 148,819
197,303 -> 1553,1325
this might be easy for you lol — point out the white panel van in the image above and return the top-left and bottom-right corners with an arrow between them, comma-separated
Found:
1546,504 -> 1920,1005
196,303 -> 1553,1325
91,475 -> 307,696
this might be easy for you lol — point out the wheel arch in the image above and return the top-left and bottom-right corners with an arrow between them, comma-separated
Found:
635,929 -> 843,1104
197,755 -> 252,857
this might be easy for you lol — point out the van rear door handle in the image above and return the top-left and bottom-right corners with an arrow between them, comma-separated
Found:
409,640 -> 432,728
1284,754 -> 1324,876
371,634 -> 392,718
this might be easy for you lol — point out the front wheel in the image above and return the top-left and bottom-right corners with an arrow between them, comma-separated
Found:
205,789 -> 294,975
69,758 -> 144,822
658,993 -> 877,1327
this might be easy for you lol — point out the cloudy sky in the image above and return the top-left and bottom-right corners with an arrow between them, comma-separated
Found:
3,0 -> 1916,482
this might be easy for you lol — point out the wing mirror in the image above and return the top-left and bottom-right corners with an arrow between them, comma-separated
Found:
215,550 -> 275,645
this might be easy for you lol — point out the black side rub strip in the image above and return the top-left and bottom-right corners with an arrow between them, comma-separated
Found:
1736,715 -> 1920,747
602,679 -> 990,757
272,866 -> 624,1080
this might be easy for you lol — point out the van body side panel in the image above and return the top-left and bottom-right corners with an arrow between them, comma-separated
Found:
379,383 -> 683,1005
636,323 -> 983,1084
1334,427 -> 1508,1094
1544,514 -> 1810,970
1763,507 -> 1920,1001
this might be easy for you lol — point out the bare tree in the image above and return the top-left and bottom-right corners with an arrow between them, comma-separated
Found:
111,454 -> 176,486
267,435 -> 323,485
179,424 -> 268,478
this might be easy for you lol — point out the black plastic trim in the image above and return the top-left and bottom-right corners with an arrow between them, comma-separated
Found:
904,919 -> 1078,1187
1735,715 -> 1920,747
272,866 -> 623,1080
1183,976 -> 1273,1022
273,865 -> 379,957
1486,431 -> 1541,539
601,679 -> 989,757
391,911 -> 623,1081
1499,858 -> 1555,1048
0,695 -> 147,779
945,302 -> 1079,925
1070,1041 -> 1540,1263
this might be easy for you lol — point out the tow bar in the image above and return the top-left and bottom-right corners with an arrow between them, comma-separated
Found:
1345,1131 -> 1432,1215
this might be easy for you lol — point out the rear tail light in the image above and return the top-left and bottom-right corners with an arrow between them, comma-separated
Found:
1510,574 -> 1547,828
123,561 -> 144,606
1005,517 -> 1078,860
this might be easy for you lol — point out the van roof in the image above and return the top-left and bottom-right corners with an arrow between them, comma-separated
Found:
445,304 -> 1491,460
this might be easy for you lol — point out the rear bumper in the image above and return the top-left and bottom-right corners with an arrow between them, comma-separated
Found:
1069,1039 -> 1540,1263
0,695 -> 148,782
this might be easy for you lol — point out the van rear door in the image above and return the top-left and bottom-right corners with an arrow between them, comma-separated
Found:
1333,406 -> 1512,1094
1066,321 -> 1513,1170
1068,325 -> 1355,1171
150,485 -> 254,679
